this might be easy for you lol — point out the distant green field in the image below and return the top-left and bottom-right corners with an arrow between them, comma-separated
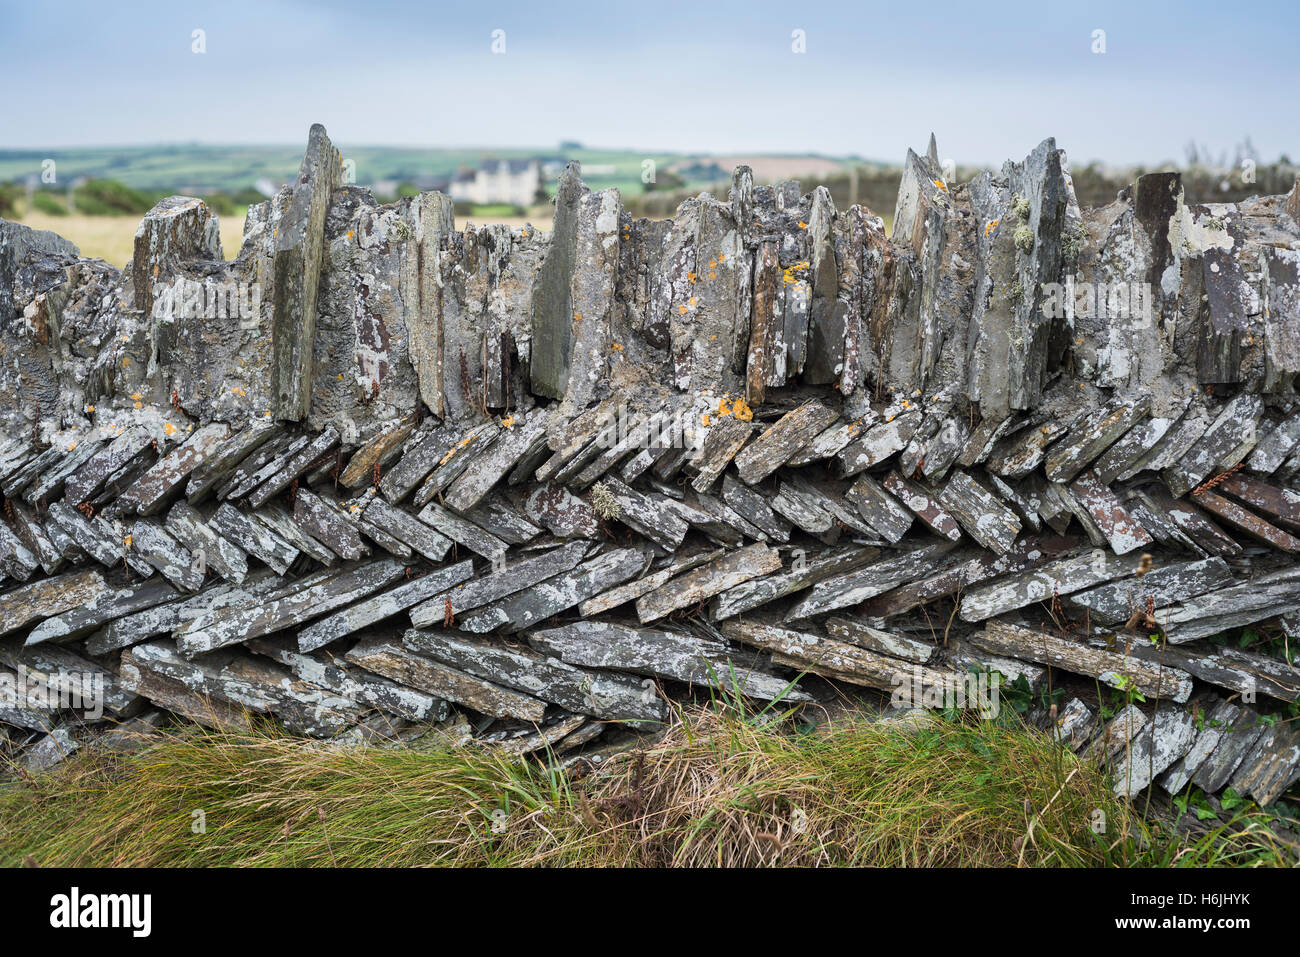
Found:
0,144 -> 857,200
0,144 -> 691,197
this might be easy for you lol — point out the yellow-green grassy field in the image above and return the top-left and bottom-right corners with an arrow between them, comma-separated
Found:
13,208 -> 550,269
15,209 -> 247,268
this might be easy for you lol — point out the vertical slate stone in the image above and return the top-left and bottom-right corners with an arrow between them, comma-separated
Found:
404,190 -> 455,417
803,186 -> 843,384
530,162 -> 587,400
272,123 -> 342,421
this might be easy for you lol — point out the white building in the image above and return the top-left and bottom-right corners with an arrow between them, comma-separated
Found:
448,159 -> 541,207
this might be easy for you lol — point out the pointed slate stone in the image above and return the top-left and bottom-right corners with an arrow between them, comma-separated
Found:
296,559 -> 475,653
409,541 -> 590,629
457,547 -> 645,634
361,496 -> 452,562
117,423 -> 231,516
346,634 -> 547,721
272,124 -> 343,420
0,569 -> 109,637
635,543 -> 782,623
528,621 -> 809,703
785,541 -> 959,621
176,558 -> 408,656
733,401 -> 840,485
210,502 -> 300,574
403,628 -> 667,723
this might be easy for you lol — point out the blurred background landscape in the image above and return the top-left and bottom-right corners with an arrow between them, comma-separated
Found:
1,138 -> 1293,267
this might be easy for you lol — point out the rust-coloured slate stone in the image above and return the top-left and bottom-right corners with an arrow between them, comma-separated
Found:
1215,472 -> 1300,529
1190,488 -> 1300,552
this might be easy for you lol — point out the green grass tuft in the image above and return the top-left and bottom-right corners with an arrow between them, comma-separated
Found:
1,706 -> 1292,867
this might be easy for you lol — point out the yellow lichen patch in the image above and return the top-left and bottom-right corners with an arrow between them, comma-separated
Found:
500,415 -> 515,429
439,434 -> 476,467
573,311 -> 582,322
133,402 -> 142,410
701,413 -> 712,427
122,534 -> 132,549
611,342 -> 623,352
688,272 -> 697,284
709,260 -> 717,269
163,422 -> 178,436
688,297 -> 699,307
933,179 -> 948,194
347,230 -> 354,241
718,254 -> 727,262
730,397 -> 753,421
66,442 -> 76,451
678,305 -> 688,314
86,404 -> 95,413
797,221 -> 808,229
708,271 -> 717,280
985,219 -> 1000,237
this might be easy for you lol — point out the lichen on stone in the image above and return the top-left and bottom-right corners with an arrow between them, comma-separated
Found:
590,481 -> 621,519
1014,225 -> 1035,254
1061,227 -> 1084,263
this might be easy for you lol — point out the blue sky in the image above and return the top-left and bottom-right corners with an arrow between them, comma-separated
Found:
1,0 -> 1296,165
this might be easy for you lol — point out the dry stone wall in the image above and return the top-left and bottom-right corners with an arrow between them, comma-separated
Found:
2,124 -> 1300,804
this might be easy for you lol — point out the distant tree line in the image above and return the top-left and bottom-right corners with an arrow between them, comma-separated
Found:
624,153 -> 1298,220
1,179 -> 267,218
